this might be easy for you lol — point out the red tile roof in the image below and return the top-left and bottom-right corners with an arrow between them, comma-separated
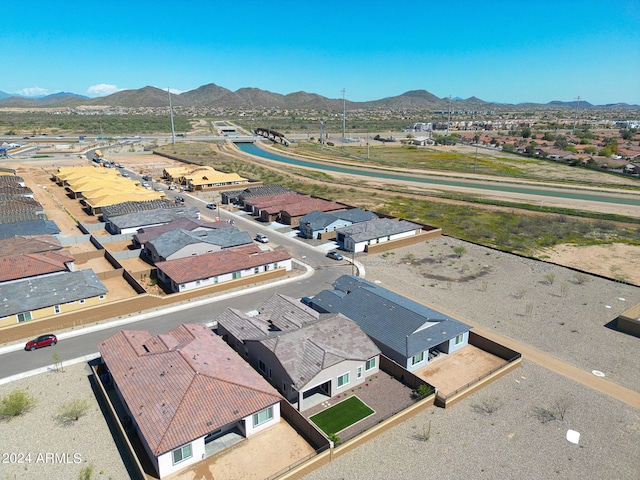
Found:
99,324 -> 282,456
0,250 -> 74,282
0,235 -> 62,256
155,246 -> 291,284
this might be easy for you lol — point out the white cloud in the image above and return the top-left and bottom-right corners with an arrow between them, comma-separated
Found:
87,84 -> 123,96
18,87 -> 50,97
154,86 -> 184,95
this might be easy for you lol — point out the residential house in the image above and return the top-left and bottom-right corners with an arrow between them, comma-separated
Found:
143,227 -> 253,263
298,209 -> 378,239
0,219 -> 60,240
104,206 -> 201,235
216,294 -> 381,410
155,245 -> 292,292
98,324 -> 283,478
133,218 -> 233,249
222,184 -> 291,206
0,250 -> 75,283
0,270 -> 108,328
0,235 -> 63,257
336,218 -> 423,253
311,275 -> 471,372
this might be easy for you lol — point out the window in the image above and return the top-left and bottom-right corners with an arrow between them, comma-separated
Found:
172,444 -> 192,465
365,357 -> 376,371
267,367 -> 272,380
54,305 -> 61,314
232,272 -> 241,279
272,263 -> 278,269
252,406 -> 274,427
195,280 -> 201,286
79,299 -> 85,304
213,277 -> 218,284
17,312 -> 32,323
337,373 -> 349,388
454,334 -> 464,345
357,367 -> 363,379
411,352 -> 424,366
254,267 -> 260,274
282,381 -> 287,394
258,360 -> 266,373
99,295 -> 105,300
244,347 -> 249,357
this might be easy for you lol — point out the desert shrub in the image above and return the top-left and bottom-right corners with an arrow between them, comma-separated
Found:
0,389 -> 36,418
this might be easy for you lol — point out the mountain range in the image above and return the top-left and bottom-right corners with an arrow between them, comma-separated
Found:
0,85 -> 637,110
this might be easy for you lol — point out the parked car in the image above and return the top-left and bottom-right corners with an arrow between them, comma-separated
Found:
255,233 -> 269,243
301,297 -> 313,306
25,334 -> 57,351
121,172 -> 129,177
326,251 -> 344,260
206,203 -> 216,209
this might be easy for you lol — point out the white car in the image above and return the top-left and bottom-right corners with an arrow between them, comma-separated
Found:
255,233 -> 269,243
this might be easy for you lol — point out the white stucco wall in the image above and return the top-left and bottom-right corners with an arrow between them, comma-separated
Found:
156,438 -> 205,478
243,402 -> 281,436
161,259 -> 292,293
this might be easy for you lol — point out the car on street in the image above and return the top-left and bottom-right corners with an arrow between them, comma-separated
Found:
255,233 -> 269,243
206,203 -> 216,209
25,334 -> 57,351
326,251 -> 344,260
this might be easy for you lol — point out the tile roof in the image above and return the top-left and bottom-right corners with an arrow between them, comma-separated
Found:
312,275 -> 471,357
0,219 -> 60,239
216,294 -> 380,389
133,218 -> 232,245
0,175 -> 24,185
0,269 -> 107,316
278,198 -> 345,217
0,235 -> 62,256
223,184 -> 291,201
98,324 -> 282,455
155,246 -> 291,284
0,184 -> 33,196
0,250 -> 74,282
102,199 -> 182,218
337,218 -> 421,242
147,227 -> 253,260
299,208 -> 378,230
107,207 -> 200,231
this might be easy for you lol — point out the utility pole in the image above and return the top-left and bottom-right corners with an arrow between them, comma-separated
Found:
366,132 -> 370,160
446,95 -> 452,136
572,96 -> 581,135
342,88 -> 346,150
320,121 -> 324,149
168,88 -> 176,145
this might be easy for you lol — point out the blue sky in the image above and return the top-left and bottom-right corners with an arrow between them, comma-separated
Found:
3,0 -> 639,105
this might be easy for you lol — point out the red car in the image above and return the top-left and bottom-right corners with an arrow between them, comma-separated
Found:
25,334 -> 57,351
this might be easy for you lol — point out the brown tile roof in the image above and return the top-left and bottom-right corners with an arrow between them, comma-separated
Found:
280,199 -> 345,217
99,324 -> 282,455
0,235 -> 62,257
244,192 -> 306,209
155,246 -> 291,284
0,250 -> 74,282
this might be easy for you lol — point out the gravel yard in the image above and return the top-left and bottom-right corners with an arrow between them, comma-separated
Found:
302,237 -> 640,480
303,359 -> 640,480
0,362 -> 133,480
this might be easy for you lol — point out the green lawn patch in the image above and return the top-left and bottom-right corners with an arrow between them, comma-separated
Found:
310,396 -> 374,435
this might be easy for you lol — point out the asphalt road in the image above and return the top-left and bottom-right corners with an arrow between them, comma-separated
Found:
0,209 -> 353,380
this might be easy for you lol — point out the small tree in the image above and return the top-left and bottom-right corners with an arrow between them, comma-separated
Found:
452,246 -> 467,258
0,389 -> 36,418
412,384 -> 434,399
58,398 -> 91,424
53,351 -> 64,373
328,433 -> 341,446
